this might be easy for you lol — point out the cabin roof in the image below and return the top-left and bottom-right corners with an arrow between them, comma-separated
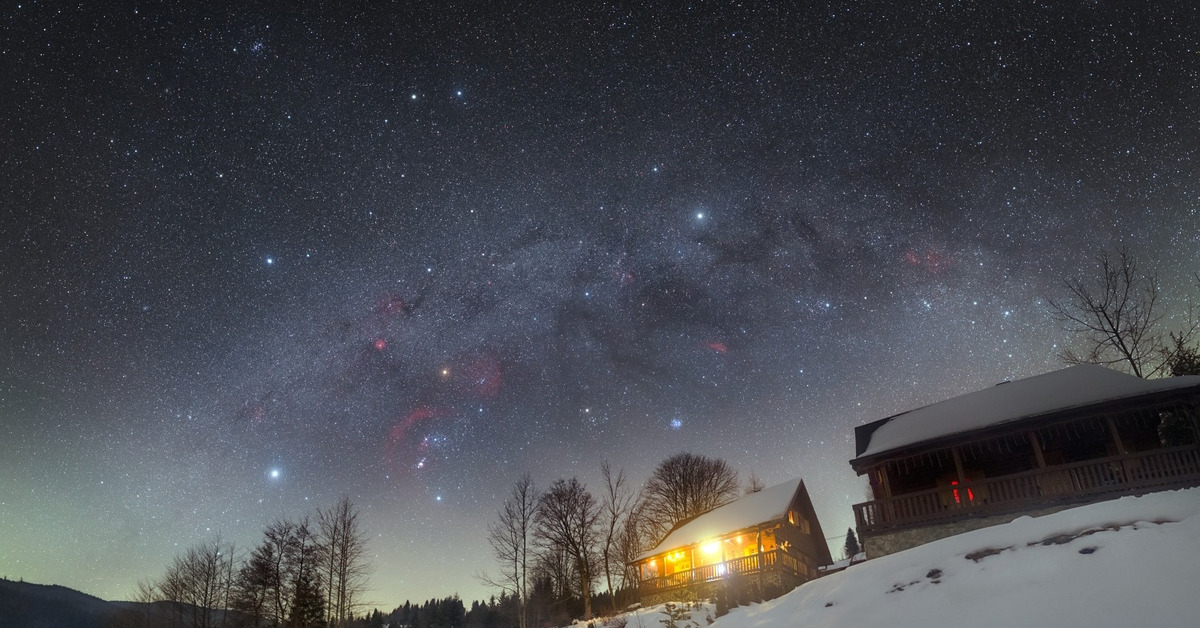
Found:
636,477 -> 803,561
854,364 -> 1200,463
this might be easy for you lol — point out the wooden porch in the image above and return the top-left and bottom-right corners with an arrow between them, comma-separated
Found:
638,549 -> 804,594
854,445 -> 1200,534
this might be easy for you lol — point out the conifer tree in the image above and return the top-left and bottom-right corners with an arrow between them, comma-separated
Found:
843,528 -> 860,559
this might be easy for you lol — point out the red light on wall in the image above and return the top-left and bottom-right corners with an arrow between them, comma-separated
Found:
951,479 -> 975,504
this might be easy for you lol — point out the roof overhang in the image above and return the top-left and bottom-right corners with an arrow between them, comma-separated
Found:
850,384 -> 1200,473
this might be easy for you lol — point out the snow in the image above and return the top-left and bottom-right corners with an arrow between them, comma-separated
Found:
637,479 -> 803,561
597,488 -> 1200,628
857,364 -> 1200,459
577,602 -> 718,628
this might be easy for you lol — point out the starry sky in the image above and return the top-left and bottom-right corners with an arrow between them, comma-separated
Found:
2,0 -> 1198,610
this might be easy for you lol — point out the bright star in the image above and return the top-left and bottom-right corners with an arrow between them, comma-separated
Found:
269,468 -> 281,479
265,257 -> 274,265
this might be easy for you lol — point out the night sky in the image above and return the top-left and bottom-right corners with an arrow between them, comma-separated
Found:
2,0 -> 1198,609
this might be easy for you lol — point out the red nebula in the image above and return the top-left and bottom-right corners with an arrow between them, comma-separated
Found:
375,293 -> 407,318
612,268 -> 637,286
238,398 -> 271,425
704,341 -> 729,354
373,338 -> 388,351
384,407 -> 444,479
904,248 -> 951,274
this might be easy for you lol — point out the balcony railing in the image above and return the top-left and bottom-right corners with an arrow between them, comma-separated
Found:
638,549 -> 801,592
853,445 -> 1200,534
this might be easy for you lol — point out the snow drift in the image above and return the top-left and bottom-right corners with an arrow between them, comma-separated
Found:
608,488 -> 1200,628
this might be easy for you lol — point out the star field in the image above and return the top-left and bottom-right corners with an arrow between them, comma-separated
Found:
2,0 -> 1198,609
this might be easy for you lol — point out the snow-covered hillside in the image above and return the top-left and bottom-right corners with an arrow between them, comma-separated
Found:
608,488 -> 1200,628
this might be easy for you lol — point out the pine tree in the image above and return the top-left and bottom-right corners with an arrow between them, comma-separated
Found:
287,570 -> 325,628
843,528 -> 860,559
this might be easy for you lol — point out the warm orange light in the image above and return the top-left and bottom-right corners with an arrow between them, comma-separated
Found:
701,541 -> 720,554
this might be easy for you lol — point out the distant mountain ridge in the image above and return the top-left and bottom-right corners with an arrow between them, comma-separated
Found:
0,578 -> 228,628
0,577 -> 123,628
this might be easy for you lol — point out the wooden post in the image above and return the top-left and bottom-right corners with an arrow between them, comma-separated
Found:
951,447 -> 967,483
1028,432 -> 1046,468
877,465 -> 893,499
1106,416 -> 1128,455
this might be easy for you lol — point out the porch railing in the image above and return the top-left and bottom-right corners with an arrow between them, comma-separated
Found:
638,549 -> 797,592
853,445 -> 1200,534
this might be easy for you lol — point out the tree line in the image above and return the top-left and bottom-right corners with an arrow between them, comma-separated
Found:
114,497 -> 370,628
483,452 -> 749,627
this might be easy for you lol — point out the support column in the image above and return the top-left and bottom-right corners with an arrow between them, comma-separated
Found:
951,447 -> 966,483
1106,416 -> 1128,455
1028,431 -> 1046,468
876,465 -> 893,499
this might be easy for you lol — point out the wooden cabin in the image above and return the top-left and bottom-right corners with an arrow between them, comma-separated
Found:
630,478 -> 832,605
850,365 -> 1200,557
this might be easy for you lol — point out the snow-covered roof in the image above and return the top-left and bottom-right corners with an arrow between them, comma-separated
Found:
636,478 -> 803,561
856,364 -> 1200,461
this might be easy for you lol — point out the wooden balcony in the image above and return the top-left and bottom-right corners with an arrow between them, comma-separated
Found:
853,445 -> 1200,534
638,549 -> 802,593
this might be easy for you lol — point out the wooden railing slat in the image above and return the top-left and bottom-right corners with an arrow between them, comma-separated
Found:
638,549 -> 810,592
853,446 -> 1200,533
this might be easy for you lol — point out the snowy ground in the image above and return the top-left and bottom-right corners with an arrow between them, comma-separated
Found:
588,488 -> 1200,628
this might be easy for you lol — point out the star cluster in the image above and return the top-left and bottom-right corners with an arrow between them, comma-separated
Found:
2,0 -> 1197,607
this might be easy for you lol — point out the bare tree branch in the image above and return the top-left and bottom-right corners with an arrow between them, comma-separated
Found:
637,452 -> 740,544
534,477 -> 600,619
598,461 -> 634,612
483,474 -> 538,628
1049,247 -> 1198,378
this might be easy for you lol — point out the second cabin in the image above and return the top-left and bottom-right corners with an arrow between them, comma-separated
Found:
630,478 -> 832,605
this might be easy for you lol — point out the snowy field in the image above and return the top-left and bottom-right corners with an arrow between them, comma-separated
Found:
589,487 -> 1200,628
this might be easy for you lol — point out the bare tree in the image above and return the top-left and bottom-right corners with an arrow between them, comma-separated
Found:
157,537 -> 236,628
744,470 -> 765,495
534,477 -> 600,619
1049,248 -> 1198,378
318,497 -> 371,628
613,499 -> 650,591
265,519 -> 300,626
598,461 -> 635,613
232,517 -> 323,628
638,452 -> 740,544
110,579 -> 166,628
483,475 -> 538,628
